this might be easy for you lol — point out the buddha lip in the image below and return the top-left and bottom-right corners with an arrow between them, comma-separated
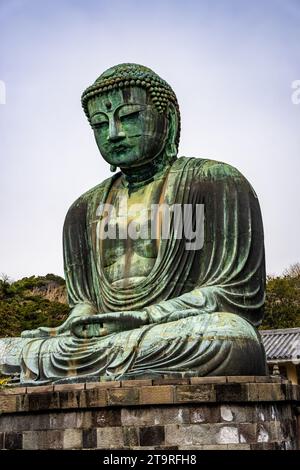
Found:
113,145 -> 128,153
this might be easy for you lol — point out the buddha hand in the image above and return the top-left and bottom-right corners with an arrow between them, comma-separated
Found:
71,311 -> 149,339
21,303 -> 98,338
21,324 -> 69,338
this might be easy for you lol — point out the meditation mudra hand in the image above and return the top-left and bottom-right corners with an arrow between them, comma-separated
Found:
70,311 -> 149,338
20,310 -> 148,338
0,63 -> 267,384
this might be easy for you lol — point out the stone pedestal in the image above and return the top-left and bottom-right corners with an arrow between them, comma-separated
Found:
0,376 -> 299,450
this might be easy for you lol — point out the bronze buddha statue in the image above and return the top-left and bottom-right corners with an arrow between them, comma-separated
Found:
0,63 -> 267,384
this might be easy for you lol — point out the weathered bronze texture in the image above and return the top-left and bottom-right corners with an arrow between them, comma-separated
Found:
0,64 -> 267,384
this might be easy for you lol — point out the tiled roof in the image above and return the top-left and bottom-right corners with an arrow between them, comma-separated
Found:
261,327 -> 300,362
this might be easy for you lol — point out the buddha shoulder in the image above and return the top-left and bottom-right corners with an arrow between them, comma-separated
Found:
178,156 -> 250,185
63,174 -> 117,225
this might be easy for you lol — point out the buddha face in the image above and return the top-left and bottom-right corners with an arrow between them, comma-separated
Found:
87,86 -> 169,169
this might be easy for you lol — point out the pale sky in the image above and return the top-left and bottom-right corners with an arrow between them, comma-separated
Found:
0,0 -> 299,280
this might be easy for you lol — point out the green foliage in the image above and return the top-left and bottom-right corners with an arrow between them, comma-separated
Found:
0,274 -> 68,337
0,273 -> 11,299
5,274 -> 66,296
261,263 -> 300,329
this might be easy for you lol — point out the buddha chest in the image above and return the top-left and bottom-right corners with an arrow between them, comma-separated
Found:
100,176 -> 166,288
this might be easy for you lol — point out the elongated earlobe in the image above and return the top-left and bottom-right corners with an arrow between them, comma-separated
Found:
165,143 -> 177,159
165,104 -> 179,163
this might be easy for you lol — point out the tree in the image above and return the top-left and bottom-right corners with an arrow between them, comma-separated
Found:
283,262 -> 300,278
0,274 -> 69,337
0,273 -> 12,299
261,265 -> 300,329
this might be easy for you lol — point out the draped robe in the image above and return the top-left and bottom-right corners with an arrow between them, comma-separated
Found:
0,157 -> 267,384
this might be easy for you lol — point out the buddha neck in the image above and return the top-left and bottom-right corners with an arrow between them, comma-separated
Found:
119,152 -> 176,191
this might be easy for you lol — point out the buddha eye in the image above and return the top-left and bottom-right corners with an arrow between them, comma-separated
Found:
90,111 -> 109,130
119,110 -> 140,122
118,104 -> 145,120
92,120 -> 108,130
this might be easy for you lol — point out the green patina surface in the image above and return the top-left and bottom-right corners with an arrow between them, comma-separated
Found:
0,64 -> 267,384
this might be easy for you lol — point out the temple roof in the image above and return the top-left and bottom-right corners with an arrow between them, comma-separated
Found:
261,327 -> 300,362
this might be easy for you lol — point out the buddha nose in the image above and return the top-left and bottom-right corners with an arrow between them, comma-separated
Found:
107,117 -> 125,142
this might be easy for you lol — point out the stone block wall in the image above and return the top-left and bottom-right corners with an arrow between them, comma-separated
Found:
0,376 -> 299,450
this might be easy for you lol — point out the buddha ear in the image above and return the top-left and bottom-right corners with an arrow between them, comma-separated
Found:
165,103 -> 179,160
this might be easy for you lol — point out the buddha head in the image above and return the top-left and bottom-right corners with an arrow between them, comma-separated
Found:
81,63 -> 181,171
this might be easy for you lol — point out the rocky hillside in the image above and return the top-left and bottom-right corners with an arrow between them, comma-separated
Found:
0,274 -> 69,337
